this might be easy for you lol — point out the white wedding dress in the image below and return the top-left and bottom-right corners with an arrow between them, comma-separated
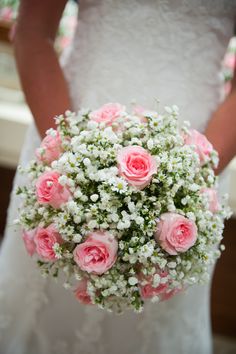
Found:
0,1 -> 236,354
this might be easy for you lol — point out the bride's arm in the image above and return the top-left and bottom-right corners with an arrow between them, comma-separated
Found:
205,68 -> 236,174
13,0 -> 71,137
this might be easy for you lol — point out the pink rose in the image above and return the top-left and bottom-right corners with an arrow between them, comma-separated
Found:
155,213 -> 198,255
73,231 -> 118,275
117,146 -> 157,189
184,129 -> 213,165
36,132 -> 62,164
35,224 -> 63,261
139,269 -> 169,299
89,103 -> 125,125
22,229 -> 37,256
74,279 -> 92,305
201,188 -> 220,213
36,171 -> 71,208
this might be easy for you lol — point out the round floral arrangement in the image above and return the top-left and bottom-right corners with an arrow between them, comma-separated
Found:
17,102 -> 230,312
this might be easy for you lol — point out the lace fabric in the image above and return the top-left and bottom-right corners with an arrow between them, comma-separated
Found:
64,0 -> 235,131
0,1 -> 235,353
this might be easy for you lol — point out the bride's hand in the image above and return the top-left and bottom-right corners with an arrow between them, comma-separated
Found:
13,0 -> 72,138
205,68 -> 236,174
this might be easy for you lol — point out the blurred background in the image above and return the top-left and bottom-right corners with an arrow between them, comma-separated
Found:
0,1 -> 235,353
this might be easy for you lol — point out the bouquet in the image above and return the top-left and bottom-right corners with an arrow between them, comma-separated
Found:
17,102 -> 231,312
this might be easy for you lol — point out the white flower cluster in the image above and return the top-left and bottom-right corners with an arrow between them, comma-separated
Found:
17,104 -> 231,313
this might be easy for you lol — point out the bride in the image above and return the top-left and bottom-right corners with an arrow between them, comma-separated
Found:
1,1 -> 236,353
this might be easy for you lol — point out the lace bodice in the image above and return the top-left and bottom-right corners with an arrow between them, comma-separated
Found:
0,1 -> 235,354
64,0 -> 236,132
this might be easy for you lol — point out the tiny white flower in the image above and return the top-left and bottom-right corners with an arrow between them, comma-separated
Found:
128,277 -> 138,286
220,244 -> 225,251
81,195 -> 88,202
51,160 -> 57,169
111,213 -> 119,222
52,243 -> 63,259
87,120 -> 98,130
74,189 -> 83,199
46,128 -> 57,137
58,175 -> 68,186
207,175 -> 214,183
119,242 -> 125,250
153,273 -> 161,287
151,295 -> 160,303
167,262 -> 177,269
101,222 -> 109,229
88,220 -> 98,229
160,277 -> 168,284
90,194 -> 99,202
189,183 -> 199,192
128,202 -> 136,213
102,289 -> 109,297
73,234 -> 82,242
136,216 -> 144,225
147,139 -> 154,150
167,203 -> 176,212
83,157 -> 91,166
74,216 -> 82,224
117,220 -> 130,229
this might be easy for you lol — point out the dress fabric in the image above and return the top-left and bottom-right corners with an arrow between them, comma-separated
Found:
0,1 -> 236,353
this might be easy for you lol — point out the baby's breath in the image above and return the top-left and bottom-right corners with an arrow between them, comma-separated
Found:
17,105 -> 230,313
